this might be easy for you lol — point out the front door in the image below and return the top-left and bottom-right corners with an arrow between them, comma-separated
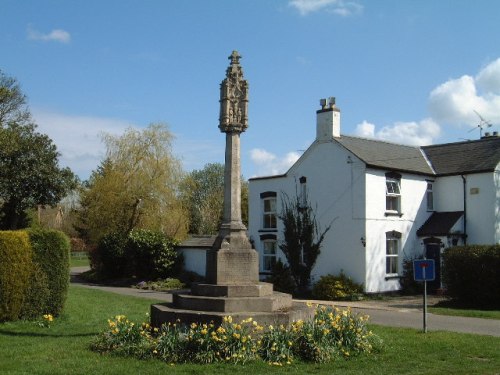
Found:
425,243 -> 441,292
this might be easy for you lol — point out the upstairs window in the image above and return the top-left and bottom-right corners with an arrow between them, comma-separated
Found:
385,172 -> 401,214
260,192 -> 277,229
426,182 -> 434,211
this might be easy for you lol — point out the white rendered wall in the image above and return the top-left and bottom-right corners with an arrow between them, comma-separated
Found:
249,141 -> 367,288
364,169 -> 432,292
177,248 -> 207,277
434,169 -> 499,245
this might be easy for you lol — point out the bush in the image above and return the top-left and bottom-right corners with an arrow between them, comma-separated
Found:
442,245 -> 500,309
28,229 -> 71,316
127,229 -> 180,279
400,257 -> 423,295
312,271 -> 364,301
265,259 -> 296,294
0,231 -> 33,321
96,232 -> 128,278
92,230 -> 181,280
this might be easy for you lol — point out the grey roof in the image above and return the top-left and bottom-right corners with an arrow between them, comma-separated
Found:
335,136 -> 435,175
249,134 -> 500,182
416,211 -> 463,236
421,136 -> 500,176
178,235 -> 217,248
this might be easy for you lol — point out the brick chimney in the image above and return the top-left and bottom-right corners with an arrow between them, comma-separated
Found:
316,97 -> 340,141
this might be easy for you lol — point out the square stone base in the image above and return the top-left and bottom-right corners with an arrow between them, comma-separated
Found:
206,248 -> 259,285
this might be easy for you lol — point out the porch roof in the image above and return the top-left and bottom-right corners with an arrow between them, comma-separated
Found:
416,211 -> 463,236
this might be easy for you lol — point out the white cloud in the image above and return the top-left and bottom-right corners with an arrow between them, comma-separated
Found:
476,58 -> 500,94
355,119 -> 440,146
428,58 -> 500,128
354,120 -> 375,138
355,57 -> 500,145
289,0 -> 363,16
32,110 -> 134,179
250,148 -> 300,177
27,26 -> 71,43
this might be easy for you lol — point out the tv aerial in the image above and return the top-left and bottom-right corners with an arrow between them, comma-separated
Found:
468,110 -> 493,138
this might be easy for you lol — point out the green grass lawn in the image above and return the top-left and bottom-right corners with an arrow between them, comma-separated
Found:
70,256 -> 90,268
1,285 -> 498,375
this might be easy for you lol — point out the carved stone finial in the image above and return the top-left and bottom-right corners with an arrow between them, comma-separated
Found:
229,50 -> 241,65
219,50 -> 249,133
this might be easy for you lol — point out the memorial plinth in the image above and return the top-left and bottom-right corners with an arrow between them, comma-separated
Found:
151,51 -> 313,327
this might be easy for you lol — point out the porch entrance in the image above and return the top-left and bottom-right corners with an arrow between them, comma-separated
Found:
425,242 -> 442,292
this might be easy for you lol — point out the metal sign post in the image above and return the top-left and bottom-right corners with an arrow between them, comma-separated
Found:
413,259 -> 435,333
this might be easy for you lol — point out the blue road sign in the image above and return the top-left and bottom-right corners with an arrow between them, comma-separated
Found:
413,259 -> 435,281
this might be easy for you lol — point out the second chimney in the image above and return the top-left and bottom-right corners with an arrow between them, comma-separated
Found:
316,97 -> 340,141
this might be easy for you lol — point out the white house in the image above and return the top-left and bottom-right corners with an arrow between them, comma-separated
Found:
248,98 -> 500,293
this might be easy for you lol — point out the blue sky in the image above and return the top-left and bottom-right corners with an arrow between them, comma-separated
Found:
1,0 -> 499,180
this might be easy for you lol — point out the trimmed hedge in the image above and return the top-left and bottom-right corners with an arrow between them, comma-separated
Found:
442,245 -> 500,309
0,231 -> 33,321
0,229 -> 71,321
28,229 -> 71,316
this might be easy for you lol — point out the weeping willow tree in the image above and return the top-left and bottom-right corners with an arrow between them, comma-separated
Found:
278,188 -> 332,293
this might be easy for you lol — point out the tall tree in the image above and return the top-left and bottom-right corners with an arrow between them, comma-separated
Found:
278,188 -> 332,293
181,163 -> 249,235
0,71 -> 76,229
76,123 -> 188,244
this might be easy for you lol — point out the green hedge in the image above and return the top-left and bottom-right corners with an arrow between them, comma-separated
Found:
0,231 -> 33,321
95,229 -> 180,280
0,229 -> 70,321
28,229 -> 71,316
442,245 -> 500,309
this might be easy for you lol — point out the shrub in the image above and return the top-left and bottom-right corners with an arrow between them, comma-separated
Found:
400,257 -> 423,295
28,229 -> 71,316
265,259 -> 296,294
0,231 -> 33,321
96,232 -> 128,278
312,271 -> 364,301
127,229 -> 180,279
442,245 -> 500,309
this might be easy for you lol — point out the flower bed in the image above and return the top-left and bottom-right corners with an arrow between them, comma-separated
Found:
91,305 -> 382,365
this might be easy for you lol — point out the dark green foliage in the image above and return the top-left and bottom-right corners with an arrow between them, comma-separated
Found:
400,257 -> 423,295
265,259 -> 295,294
278,190 -> 331,292
93,229 -> 180,280
312,271 -> 364,301
96,232 -> 128,278
442,245 -> 500,309
19,262 -> 50,319
28,229 -> 71,316
0,70 -> 77,230
0,231 -> 32,321
127,229 -> 180,279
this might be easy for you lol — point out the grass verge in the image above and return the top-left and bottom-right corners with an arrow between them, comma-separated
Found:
429,307 -> 500,320
0,285 -> 498,374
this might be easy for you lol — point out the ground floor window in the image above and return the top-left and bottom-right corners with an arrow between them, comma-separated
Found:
262,240 -> 277,272
386,231 -> 401,275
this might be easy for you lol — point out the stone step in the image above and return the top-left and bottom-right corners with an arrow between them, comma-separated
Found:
151,301 -> 314,327
173,291 -> 292,313
191,282 -> 273,297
